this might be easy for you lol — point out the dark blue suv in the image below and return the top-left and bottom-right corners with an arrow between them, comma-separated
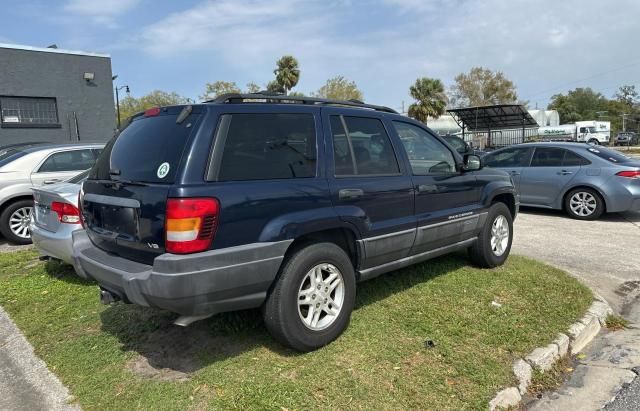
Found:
72,93 -> 518,351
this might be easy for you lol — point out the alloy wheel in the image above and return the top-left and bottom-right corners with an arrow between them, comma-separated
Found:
297,263 -> 345,331
9,206 -> 33,239
569,192 -> 597,217
490,214 -> 510,256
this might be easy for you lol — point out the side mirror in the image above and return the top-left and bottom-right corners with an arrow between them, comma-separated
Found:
463,154 -> 482,171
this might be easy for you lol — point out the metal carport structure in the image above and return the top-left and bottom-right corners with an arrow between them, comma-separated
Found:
447,104 -> 539,148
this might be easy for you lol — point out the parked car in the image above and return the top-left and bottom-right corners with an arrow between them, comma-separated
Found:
0,143 -> 103,244
30,170 -> 88,264
72,94 -> 517,352
483,142 -> 640,220
614,132 -> 639,146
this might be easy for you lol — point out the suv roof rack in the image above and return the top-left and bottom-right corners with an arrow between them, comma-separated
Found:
206,92 -> 397,114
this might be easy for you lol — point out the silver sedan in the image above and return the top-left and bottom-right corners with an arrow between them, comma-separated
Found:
483,142 -> 640,220
30,171 -> 87,264
0,143 -> 103,244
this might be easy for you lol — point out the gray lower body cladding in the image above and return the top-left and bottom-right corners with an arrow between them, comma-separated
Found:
71,230 -> 292,316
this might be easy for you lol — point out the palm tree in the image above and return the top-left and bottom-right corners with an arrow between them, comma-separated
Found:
274,55 -> 300,95
407,77 -> 448,124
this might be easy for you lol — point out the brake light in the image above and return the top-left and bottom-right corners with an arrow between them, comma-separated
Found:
165,198 -> 219,254
144,107 -> 161,117
51,201 -> 81,224
616,170 -> 640,179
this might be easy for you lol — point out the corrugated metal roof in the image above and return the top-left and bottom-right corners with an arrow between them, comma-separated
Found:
447,104 -> 538,131
0,43 -> 110,58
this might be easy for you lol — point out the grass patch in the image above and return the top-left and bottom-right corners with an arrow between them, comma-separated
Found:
528,355 -> 574,396
0,251 -> 592,410
605,314 -> 629,331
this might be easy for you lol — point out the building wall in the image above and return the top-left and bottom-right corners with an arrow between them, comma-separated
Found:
0,46 -> 116,145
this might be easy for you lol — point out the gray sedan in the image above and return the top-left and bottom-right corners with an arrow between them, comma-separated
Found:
483,142 -> 640,220
30,171 -> 87,264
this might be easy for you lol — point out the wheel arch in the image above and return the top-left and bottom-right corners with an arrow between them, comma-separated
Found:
489,192 -> 517,218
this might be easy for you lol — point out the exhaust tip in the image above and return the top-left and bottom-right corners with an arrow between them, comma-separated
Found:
99,289 -> 120,305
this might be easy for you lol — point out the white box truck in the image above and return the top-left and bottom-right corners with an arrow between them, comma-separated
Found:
538,121 -> 610,145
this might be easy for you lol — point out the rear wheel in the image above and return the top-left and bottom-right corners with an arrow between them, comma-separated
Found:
263,242 -> 356,352
0,199 -> 34,245
564,188 -> 604,220
468,202 -> 513,268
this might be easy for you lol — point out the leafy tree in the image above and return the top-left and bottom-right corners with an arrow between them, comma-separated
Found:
407,77 -> 448,124
274,55 -> 300,95
449,67 -> 518,107
266,80 -> 285,93
200,81 -> 241,101
313,76 -> 363,101
547,88 -> 608,123
118,90 -> 188,123
614,85 -> 638,108
288,91 -> 306,97
246,82 -> 261,94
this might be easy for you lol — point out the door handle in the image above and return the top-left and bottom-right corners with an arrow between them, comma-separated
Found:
509,170 -> 521,176
43,179 -> 61,185
338,188 -> 364,200
417,184 -> 437,193
557,170 -> 573,175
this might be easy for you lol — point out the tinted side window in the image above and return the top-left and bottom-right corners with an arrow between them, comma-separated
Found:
393,121 -> 456,175
484,147 -> 532,167
38,149 -> 95,172
331,116 -> 400,176
216,113 -> 316,181
562,150 -> 590,166
531,148 -> 564,167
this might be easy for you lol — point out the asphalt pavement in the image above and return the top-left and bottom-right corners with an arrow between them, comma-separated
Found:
512,209 -> 640,410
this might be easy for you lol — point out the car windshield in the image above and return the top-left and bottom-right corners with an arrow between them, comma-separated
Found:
0,149 -> 29,168
586,147 -> 631,163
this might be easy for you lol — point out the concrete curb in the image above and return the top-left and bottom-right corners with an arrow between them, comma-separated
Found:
489,298 -> 613,410
0,305 -> 79,411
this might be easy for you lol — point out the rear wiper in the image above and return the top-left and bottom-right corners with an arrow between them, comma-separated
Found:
110,177 -> 148,187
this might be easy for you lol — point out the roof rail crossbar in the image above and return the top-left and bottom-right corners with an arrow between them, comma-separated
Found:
206,92 -> 397,113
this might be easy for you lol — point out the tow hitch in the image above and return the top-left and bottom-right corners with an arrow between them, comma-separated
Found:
99,289 -> 120,305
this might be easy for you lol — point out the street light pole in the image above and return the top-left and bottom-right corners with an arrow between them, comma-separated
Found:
114,85 -> 130,130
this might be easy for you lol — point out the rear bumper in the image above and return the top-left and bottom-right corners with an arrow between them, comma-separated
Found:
71,230 -> 291,316
30,222 -> 79,265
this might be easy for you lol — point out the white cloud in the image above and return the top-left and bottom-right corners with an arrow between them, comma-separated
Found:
64,0 -> 140,27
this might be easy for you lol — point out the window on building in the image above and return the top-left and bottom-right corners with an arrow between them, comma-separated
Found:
0,96 -> 59,127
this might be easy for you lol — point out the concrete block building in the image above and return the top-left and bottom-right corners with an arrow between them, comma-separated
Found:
0,43 -> 116,146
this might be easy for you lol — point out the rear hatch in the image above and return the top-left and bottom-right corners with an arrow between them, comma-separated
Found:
81,106 -> 203,264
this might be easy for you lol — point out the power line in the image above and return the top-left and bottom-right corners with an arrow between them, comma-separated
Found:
522,59 -> 640,100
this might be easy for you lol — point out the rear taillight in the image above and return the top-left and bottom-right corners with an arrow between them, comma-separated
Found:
144,107 -> 161,117
51,201 -> 81,224
165,198 -> 219,254
616,170 -> 640,179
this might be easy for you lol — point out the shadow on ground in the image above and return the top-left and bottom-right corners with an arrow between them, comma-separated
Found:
519,207 -> 640,224
97,253 -> 466,378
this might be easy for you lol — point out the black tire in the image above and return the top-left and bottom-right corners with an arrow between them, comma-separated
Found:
564,187 -> 604,220
0,199 -> 34,245
263,242 -> 356,352
588,138 -> 599,145
468,202 -> 513,268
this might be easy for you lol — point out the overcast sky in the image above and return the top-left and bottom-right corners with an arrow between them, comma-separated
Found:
1,0 -> 638,111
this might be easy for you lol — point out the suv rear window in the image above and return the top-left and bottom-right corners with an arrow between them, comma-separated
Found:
90,107 -> 201,183
208,113 -> 316,181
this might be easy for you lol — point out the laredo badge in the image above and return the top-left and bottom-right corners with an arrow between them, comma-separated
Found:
157,162 -> 170,179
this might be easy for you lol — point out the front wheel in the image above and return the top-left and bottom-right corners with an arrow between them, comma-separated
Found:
263,242 -> 356,352
0,199 -> 34,245
468,202 -> 513,268
564,188 -> 604,220
588,138 -> 600,145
